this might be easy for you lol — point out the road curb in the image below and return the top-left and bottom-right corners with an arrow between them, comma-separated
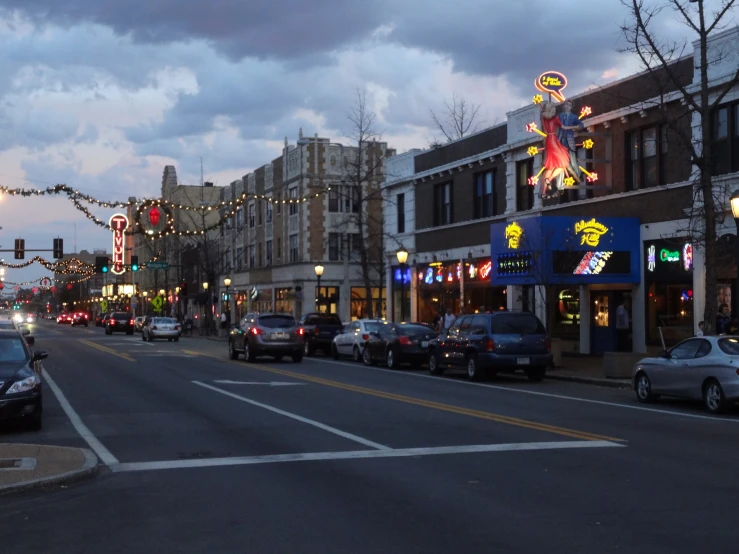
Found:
546,373 -> 631,389
0,448 -> 100,496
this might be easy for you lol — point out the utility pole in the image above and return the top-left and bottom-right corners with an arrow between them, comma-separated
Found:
200,157 -> 204,202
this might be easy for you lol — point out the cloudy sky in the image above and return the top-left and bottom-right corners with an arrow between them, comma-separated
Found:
0,0 -> 711,285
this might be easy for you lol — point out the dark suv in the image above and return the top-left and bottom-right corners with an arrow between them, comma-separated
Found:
428,311 -> 552,382
105,312 -> 134,335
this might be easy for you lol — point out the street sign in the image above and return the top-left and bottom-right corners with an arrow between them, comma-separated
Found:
100,299 -> 108,312
147,261 -> 169,270
151,295 -> 164,311
131,296 -> 137,310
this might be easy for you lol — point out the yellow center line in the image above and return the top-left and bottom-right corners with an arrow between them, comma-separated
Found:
79,339 -> 135,362
192,350 -> 625,443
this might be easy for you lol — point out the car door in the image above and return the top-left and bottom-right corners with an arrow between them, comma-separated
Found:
654,339 -> 702,395
677,339 -> 713,399
441,318 -> 464,366
466,315 -> 490,355
374,325 -> 395,362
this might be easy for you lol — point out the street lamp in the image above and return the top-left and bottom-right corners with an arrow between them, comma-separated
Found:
223,277 -> 232,321
314,264 -> 324,312
730,190 -> 739,318
397,247 -> 409,322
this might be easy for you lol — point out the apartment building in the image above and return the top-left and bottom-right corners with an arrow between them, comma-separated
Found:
219,130 -> 394,322
383,27 -> 739,356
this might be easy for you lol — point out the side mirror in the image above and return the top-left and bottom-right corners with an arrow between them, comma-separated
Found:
21,328 -> 30,336
26,336 -> 35,347
32,350 -> 48,361
659,350 -> 670,358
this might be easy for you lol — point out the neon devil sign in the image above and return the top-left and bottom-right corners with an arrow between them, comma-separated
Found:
109,213 -> 129,275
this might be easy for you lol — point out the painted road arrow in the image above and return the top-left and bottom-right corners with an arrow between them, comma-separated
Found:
213,380 -> 305,386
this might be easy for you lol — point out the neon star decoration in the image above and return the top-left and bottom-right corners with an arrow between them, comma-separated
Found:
563,177 -> 575,187
525,122 -> 547,137
527,146 -> 539,156
579,106 -> 592,119
582,138 -> 594,149
532,94 -> 544,104
579,166 -> 599,182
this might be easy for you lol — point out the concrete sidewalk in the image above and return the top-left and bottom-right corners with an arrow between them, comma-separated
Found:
0,444 -> 98,495
547,356 -> 631,389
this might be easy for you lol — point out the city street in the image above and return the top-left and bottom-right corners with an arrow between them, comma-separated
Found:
2,321 -> 739,553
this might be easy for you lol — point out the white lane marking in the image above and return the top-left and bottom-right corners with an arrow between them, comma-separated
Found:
213,380 -> 306,386
317,358 -> 739,424
116,440 -> 622,472
192,380 -> 389,450
42,367 -> 120,469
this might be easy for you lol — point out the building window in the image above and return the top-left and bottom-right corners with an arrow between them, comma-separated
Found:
289,234 -> 298,262
627,126 -> 660,190
248,203 -> 255,228
257,201 -> 262,226
473,170 -> 498,218
266,200 -> 273,223
328,188 -> 340,212
329,186 -> 359,213
258,242 -> 262,267
349,233 -> 361,260
433,182 -> 453,226
328,233 -> 340,261
236,208 -> 244,229
236,247 -> 243,271
397,193 -> 405,233
344,186 -> 359,213
276,193 -> 281,214
711,104 -> 739,176
289,187 -> 298,215
516,159 -> 534,211
277,237 -> 281,259
266,240 -> 272,266
248,245 -> 255,269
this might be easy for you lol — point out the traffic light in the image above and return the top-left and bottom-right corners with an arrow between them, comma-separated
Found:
131,255 -> 139,272
14,238 -> 24,260
95,256 -> 109,273
53,238 -> 63,259
180,282 -> 188,296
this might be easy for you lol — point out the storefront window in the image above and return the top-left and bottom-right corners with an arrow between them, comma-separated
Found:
275,288 -> 293,314
350,287 -> 385,320
316,286 -> 339,314
553,286 -> 580,339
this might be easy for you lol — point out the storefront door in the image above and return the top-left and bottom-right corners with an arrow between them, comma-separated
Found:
591,291 -> 632,355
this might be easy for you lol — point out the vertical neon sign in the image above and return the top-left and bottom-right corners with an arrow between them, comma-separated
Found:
109,213 -> 129,275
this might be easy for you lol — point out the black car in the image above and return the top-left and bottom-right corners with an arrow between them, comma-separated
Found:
363,323 -> 438,369
0,329 -> 47,430
428,311 -> 552,381
300,313 -> 343,355
229,313 -> 304,362
105,312 -> 135,335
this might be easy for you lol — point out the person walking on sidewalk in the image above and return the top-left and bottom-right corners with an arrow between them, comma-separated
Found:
442,308 -> 456,335
616,298 -> 631,352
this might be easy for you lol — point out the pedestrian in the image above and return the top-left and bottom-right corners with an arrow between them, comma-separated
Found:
442,307 -> 456,335
478,305 -> 486,314
615,297 -> 631,352
696,321 -> 705,337
717,304 -> 731,335
220,312 -> 227,330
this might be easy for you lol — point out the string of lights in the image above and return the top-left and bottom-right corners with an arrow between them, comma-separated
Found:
0,256 -> 95,275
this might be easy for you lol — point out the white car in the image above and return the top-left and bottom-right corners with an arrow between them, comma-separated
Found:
142,317 -> 180,342
331,319 -> 385,362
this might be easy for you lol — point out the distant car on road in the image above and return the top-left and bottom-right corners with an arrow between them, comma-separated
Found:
428,311 -> 552,382
362,322 -> 438,369
633,335 -> 739,414
105,312 -> 134,335
0,329 -> 47,430
229,313 -> 304,363
95,313 -> 108,327
71,312 -> 89,327
134,316 -> 145,332
141,317 -> 180,342
56,313 -> 72,324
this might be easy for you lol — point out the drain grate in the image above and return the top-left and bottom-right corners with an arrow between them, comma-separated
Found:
0,457 -> 37,470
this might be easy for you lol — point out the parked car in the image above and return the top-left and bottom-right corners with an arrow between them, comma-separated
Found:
71,312 -> 89,327
105,312 -> 134,335
229,313 -> 304,363
300,313 -> 343,356
0,329 -> 47,430
331,319 -> 385,362
428,311 -> 552,381
632,335 -> 739,414
362,322 -> 438,369
141,316 -> 180,342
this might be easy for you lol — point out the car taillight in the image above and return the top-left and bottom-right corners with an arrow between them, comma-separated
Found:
251,327 -> 263,335
175,325 -> 180,330
485,338 -> 495,352
130,319 -> 134,325
85,315 -> 88,319
546,337 -> 551,352
297,328 -> 304,336
398,336 -> 412,346
314,328 -> 320,335
362,334 -> 369,341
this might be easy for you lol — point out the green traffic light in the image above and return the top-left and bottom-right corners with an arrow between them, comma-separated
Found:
131,264 -> 139,272
102,266 -> 108,273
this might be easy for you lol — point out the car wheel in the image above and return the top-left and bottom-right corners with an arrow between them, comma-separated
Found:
466,354 -> 482,381
362,348 -> 376,366
229,341 -> 239,360
141,332 -> 146,342
174,337 -> 179,342
635,372 -> 656,403
526,366 -> 546,382
304,341 -> 315,356
386,349 -> 397,369
428,351 -> 444,376
245,342 -> 257,363
292,352 -> 303,363
352,346 -> 362,363
168,338 -> 173,342
704,379 -> 730,414
331,344 -> 340,360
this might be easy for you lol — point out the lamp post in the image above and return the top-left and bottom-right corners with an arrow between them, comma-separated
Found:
203,281 -> 209,332
396,247 -> 409,322
314,265 -> 324,313
223,277 -> 232,323
730,190 -> 739,319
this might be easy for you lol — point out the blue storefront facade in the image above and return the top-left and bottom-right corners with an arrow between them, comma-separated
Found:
490,216 -> 642,355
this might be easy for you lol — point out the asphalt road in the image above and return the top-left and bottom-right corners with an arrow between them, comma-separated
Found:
2,321 -> 739,553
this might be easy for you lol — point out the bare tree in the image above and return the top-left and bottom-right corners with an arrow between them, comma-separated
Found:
620,0 -> 739,334
429,93 -> 483,146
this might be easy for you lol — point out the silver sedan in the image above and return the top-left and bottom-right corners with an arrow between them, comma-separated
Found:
632,336 -> 739,414
142,317 -> 180,342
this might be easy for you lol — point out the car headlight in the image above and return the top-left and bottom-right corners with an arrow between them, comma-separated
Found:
13,314 -> 23,323
5,375 -> 40,395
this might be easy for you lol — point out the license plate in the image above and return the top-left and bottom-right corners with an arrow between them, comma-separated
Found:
421,341 -> 429,348
517,357 -> 530,365
273,333 -> 289,340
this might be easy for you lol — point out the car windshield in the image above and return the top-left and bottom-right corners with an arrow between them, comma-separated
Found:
364,322 -> 383,332
259,315 -> 296,328
313,316 -> 342,325
0,337 -> 29,363
717,338 -> 739,355
396,324 -> 436,337
491,314 -> 546,335
112,313 -> 131,320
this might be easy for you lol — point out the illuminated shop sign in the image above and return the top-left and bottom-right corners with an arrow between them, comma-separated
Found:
505,222 -> 524,249
552,251 -> 631,275
417,260 -> 492,284
109,213 -> 129,275
647,245 -> 656,272
574,218 -> 609,247
535,71 -> 568,102
683,243 -> 693,270
644,239 -> 693,280
496,252 -> 533,277
394,268 -> 412,283
660,249 -> 679,262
